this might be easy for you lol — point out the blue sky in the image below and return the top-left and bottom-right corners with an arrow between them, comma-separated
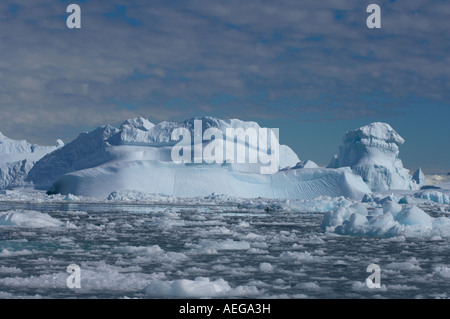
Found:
0,0 -> 449,173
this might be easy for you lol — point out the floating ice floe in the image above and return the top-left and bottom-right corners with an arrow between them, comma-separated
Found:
0,210 -> 66,228
185,239 -> 251,254
143,276 -> 260,297
321,201 -> 450,238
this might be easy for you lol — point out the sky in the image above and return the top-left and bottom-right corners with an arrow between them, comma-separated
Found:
0,0 -> 449,174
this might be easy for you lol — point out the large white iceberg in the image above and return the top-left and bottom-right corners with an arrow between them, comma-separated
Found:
328,122 -> 419,191
28,116 -> 371,199
0,132 -> 63,190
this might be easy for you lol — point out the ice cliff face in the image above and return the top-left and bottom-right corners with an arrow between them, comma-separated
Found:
27,116 -> 372,199
0,132 -> 63,189
48,162 -> 371,199
327,122 -> 419,191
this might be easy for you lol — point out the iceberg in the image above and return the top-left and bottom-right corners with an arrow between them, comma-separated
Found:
328,122 -> 418,191
28,117 -> 300,188
28,116 -> 372,199
0,132 -> 63,190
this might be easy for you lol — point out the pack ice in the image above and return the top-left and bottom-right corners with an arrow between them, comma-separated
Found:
0,131 -> 63,190
27,116 -> 371,199
328,122 -> 421,191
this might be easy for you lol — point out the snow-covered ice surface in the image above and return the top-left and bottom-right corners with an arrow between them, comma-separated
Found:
0,190 -> 450,299
48,163 -> 371,200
